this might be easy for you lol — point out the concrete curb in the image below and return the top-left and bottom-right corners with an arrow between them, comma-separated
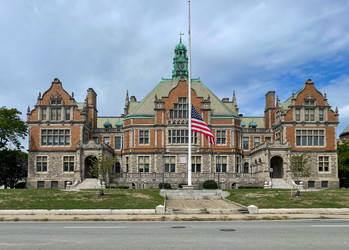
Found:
0,209 -> 156,216
259,208 -> 349,215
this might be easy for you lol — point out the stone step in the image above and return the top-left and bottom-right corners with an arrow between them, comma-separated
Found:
74,178 -> 100,190
271,178 -> 294,189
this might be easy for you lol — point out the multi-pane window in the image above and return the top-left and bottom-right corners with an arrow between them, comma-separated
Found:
36,156 -> 48,172
51,181 -> 58,189
318,156 -> 329,172
236,156 -> 240,173
51,108 -> 62,120
138,156 -> 149,172
216,130 -> 226,145
103,136 -> 110,145
115,136 -> 121,150
319,109 -> 324,121
295,109 -> 300,121
216,156 -> 227,172
51,99 -> 62,105
243,137 -> 249,150
169,97 -> 188,118
308,181 -> 315,188
296,130 -> 325,146
125,157 -> 129,173
116,125 -> 121,132
191,156 -> 201,172
254,137 -> 260,148
65,108 -> 71,120
165,156 -> 176,172
139,130 -> 149,145
168,129 -> 197,144
37,181 -> 45,188
304,108 -> 315,121
321,181 -> 328,188
41,129 -> 70,146
63,156 -> 74,172
41,107 -> 47,120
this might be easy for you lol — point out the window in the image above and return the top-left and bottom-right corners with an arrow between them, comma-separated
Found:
139,130 -> 149,145
37,181 -> 45,189
63,156 -> 74,172
51,108 -> 62,120
65,108 -> 71,120
93,137 -> 99,143
296,129 -> 325,147
216,130 -> 226,145
125,157 -> 129,173
318,156 -> 329,172
265,137 -> 271,143
295,109 -> 300,121
304,108 -> 315,121
36,156 -> 48,172
319,109 -> 324,121
243,162 -> 249,173
116,125 -> 121,132
165,156 -> 176,172
138,156 -> 149,172
169,97 -> 188,118
236,156 -> 240,173
103,136 -> 110,145
243,137 -> 249,150
168,129 -> 197,144
191,156 -> 201,172
51,181 -> 59,189
41,107 -> 47,120
254,137 -> 260,148
41,129 -> 70,146
308,181 -> 315,188
115,136 -> 121,150
115,162 -> 121,173
321,181 -> 328,188
216,156 -> 227,172
304,100 -> 316,106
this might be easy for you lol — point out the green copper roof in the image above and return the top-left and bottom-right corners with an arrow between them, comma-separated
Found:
115,121 -> 123,126
97,117 -> 123,128
241,117 -> 265,128
103,120 -> 112,128
124,78 -> 239,119
241,121 -> 246,127
249,121 -> 258,128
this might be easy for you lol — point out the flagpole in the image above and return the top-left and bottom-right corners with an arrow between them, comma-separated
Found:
187,0 -> 192,186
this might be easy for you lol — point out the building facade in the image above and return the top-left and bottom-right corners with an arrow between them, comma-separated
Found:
26,40 -> 340,189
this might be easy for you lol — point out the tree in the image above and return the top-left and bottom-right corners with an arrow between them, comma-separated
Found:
0,150 -> 27,189
290,152 -> 311,186
338,141 -> 349,187
0,106 -> 27,150
89,154 -> 116,184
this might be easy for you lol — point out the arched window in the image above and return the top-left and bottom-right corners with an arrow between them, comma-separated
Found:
243,162 -> 249,173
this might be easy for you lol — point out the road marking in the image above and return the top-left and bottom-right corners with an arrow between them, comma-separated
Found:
311,225 -> 349,228
64,226 -> 126,229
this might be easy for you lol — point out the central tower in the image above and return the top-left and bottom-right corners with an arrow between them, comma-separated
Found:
172,37 -> 188,79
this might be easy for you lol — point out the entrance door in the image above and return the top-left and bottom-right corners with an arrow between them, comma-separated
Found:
84,156 -> 97,178
270,156 -> 283,178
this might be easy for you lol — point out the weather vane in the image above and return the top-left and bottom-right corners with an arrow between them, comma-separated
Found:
179,31 -> 184,42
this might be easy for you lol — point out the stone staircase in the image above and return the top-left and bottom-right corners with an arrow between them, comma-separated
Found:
270,178 -> 294,189
73,178 -> 100,190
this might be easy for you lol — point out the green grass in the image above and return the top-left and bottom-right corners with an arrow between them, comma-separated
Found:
226,188 -> 349,208
0,189 -> 164,209
1,188 -> 349,209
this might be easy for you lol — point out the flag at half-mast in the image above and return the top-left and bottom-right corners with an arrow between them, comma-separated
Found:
191,105 -> 216,145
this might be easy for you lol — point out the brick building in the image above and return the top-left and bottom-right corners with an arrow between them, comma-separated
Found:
26,39 -> 340,189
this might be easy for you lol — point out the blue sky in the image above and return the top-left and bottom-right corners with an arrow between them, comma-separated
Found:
1,0 -> 349,148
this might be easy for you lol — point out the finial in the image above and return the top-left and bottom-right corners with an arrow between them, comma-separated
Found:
38,92 -> 41,99
179,31 -> 184,43
335,106 -> 338,114
324,93 -> 327,99
233,90 -> 237,106
27,106 -> 30,113
72,92 -> 74,98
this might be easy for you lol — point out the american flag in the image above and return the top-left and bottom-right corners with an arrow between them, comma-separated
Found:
191,105 -> 216,145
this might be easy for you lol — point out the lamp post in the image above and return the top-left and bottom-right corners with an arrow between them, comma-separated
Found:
217,152 -> 220,189
162,152 -> 165,189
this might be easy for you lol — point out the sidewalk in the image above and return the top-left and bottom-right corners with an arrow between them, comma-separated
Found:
0,208 -> 348,221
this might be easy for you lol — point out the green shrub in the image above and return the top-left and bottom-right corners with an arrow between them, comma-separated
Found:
116,185 -> 129,189
238,186 -> 264,189
178,183 -> 187,188
203,180 -> 218,189
158,183 -> 171,189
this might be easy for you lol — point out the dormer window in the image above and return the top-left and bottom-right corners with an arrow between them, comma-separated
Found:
303,95 -> 316,106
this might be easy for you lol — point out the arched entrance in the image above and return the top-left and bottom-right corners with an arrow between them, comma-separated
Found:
270,156 -> 283,178
84,156 -> 98,178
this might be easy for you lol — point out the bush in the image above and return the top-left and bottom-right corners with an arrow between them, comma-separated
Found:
116,185 -> 129,189
238,186 -> 264,189
14,182 -> 26,189
178,183 -> 187,188
203,180 -> 218,189
158,183 -> 171,189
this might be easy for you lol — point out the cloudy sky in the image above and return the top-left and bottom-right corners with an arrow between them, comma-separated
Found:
1,0 -> 349,148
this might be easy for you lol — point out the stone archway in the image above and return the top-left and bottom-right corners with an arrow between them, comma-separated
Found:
270,156 -> 283,178
84,156 -> 98,178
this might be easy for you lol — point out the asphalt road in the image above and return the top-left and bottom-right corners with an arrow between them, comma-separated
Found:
0,219 -> 348,250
